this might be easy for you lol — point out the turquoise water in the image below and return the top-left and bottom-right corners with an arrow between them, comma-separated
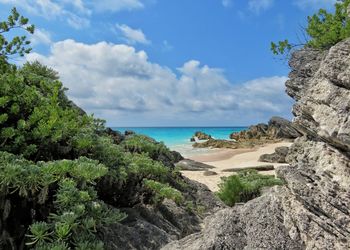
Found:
112,127 -> 247,156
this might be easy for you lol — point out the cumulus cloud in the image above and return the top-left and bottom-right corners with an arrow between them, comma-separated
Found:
0,0 -> 146,29
26,39 -> 293,126
0,0 -> 90,29
248,0 -> 274,13
294,0 -> 337,9
115,24 -> 150,45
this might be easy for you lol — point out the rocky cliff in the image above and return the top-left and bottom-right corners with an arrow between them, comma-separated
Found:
163,38 -> 350,250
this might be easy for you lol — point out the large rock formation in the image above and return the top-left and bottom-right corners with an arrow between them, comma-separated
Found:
190,131 -> 212,142
164,39 -> 350,249
230,116 -> 301,142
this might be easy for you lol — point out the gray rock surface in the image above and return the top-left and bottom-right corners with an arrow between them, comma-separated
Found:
102,178 -> 225,250
175,159 -> 215,171
230,116 -> 301,141
163,39 -> 350,250
259,146 -> 289,163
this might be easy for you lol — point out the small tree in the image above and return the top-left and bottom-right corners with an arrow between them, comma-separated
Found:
0,7 -> 35,59
271,0 -> 350,56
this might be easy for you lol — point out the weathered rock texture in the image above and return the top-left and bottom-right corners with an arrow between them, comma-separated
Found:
190,131 -> 212,142
102,178 -> 225,250
163,39 -> 350,250
259,146 -> 289,163
230,116 -> 301,141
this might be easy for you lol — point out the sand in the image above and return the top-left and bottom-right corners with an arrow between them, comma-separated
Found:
181,141 -> 292,192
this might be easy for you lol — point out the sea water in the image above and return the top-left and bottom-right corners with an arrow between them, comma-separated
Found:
112,127 -> 247,157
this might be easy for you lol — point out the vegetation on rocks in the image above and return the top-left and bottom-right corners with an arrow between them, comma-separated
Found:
216,170 -> 284,206
0,9 -> 195,249
271,0 -> 350,55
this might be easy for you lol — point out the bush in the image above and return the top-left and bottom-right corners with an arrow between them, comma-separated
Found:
216,170 -> 284,206
144,179 -> 184,205
0,151 -> 126,249
122,135 -> 173,159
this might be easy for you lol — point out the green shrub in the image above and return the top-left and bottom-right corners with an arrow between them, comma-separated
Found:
122,153 -> 170,179
216,170 -> 284,206
144,179 -> 184,205
122,135 -> 169,159
271,0 -> 350,55
0,151 -> 126,249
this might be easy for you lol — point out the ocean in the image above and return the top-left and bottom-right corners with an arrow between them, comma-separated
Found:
112,127 -> 247,157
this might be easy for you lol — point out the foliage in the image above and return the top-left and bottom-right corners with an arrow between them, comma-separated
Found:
123,153 -> 170,179
0,151 -> 126,249
144,179 -> 184,205
0,61 -> 96,160
216,170 -> 284,206
0,7 -> 35,59
271,0 -> 350,55
0,8 -> 193,250
121,135 -> 170,159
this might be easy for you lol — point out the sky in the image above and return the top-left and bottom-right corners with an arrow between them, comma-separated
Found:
0,0 -> 338,126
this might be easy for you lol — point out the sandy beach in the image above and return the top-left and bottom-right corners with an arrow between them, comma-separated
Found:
181,141 -> 292,192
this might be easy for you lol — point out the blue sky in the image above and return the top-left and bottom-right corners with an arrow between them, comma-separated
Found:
0,0 -> 337,126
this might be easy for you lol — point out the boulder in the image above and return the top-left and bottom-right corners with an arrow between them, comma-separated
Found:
203,171 -> 218,176
192,139 -> 238,149
259,146 -> 289,163
175,159 -> 215,171
190,131 -> 212,141
230,117 -> 301,142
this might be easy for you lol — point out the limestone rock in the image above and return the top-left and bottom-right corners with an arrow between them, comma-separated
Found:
175,159 -> 215,171
163,38 -> 350,250
230,116 -> 301,142
191,131 -> 212,141
259,146 -> 289,163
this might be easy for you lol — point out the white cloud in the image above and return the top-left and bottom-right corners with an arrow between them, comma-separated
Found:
0,0 -> 89,29
222,0 -> 232,8
294,0 -> 337,9
30,28 -> 52,45
0,0 -> 146,29
26,39 -> 293,126
115,24 -> 150,45
248,0 -> 274,13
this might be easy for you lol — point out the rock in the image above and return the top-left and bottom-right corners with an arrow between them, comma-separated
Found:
222,165 -> 275,172
190,131 -> 212,141
193,139 -> 238,149
125,130 -> 135,136
259,146 -> 289,163
175,159 -> 215,171
203,171 -> 218,176
162,192 -> 304,250
268,117 -> 302,139
101,177 -> 225,250
230,117 -> 301,142
105,128 -> 125,144
170,150 -> 184,163
164,38 -> 350,250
